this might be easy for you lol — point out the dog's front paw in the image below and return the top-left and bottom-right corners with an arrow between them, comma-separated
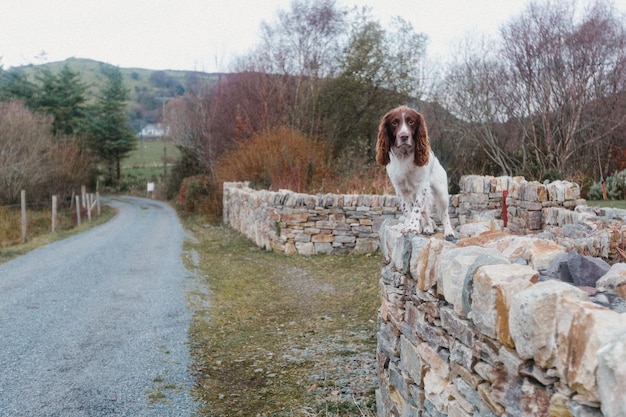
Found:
422,218 -> 436,235
401,219 -> 422,235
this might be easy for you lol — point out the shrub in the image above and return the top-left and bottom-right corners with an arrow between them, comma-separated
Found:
178,175 -> 221,221
0,102 -> 54,204
166,146 -> 205,200
587,169 -> 626,200
215,127 -> 330,193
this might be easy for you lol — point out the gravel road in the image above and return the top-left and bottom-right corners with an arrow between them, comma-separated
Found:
0,196 -> 196,416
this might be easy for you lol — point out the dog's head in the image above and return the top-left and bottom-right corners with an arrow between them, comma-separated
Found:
376,105 -> 430,167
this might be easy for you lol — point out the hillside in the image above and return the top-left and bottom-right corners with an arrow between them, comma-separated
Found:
9,57 -> 221,131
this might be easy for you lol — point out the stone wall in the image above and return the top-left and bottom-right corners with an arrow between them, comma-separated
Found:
223,182 -> 402,255
224,177 -> 624,259
454,175 -> 586,233
376,221 -> 626,417
454,175 -> 625,260
223,178 -> 626,416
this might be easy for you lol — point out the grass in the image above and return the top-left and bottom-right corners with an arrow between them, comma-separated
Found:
183,219 -> 381,416
123,139 -> 180,170
117,139 -> 180,196
586,200 -> 626,209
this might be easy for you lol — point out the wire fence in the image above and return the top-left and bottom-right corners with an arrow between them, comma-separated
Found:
0,187 -> 101,247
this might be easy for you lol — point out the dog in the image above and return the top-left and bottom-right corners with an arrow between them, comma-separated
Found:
376,105 -> 455,241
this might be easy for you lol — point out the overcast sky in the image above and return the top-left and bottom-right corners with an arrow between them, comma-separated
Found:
1,0 -> 625,72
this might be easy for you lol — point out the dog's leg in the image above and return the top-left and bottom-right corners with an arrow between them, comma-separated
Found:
441,213 -> 455,241
401,200 -> 412,220
403,185 -> 430,235
429,162 -> 456,241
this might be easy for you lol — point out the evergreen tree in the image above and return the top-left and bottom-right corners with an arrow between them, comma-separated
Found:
87,65 -> 136,185
0,68 -> 37,106
35,65 -> 88,136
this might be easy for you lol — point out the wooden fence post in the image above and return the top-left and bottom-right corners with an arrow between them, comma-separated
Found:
52,195 -> 57,233
96,191 -> 101,215
87,194 -> 92,222
75,195 -> 81,226
81,185 -> 86,208
21,190 -> 27,243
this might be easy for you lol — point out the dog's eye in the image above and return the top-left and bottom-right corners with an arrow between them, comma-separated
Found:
391,119 -> 399,126
407,118 -> 415,125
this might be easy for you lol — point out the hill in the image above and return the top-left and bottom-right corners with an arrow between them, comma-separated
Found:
9,57 -> 221,131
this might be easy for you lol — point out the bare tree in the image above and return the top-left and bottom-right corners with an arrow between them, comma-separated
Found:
438,0 -> 626,181
0,101 -> 55,204
234,0 -> 347,135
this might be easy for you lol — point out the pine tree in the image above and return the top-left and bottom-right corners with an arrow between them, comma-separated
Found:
0,68 -> 37,107
87,65 -> 136,185
35,65 -> 87,136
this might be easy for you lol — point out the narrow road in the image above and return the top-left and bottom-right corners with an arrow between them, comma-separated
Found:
0,196 -> 196,416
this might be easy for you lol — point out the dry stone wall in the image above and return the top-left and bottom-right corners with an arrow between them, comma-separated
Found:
223,178 -> 626,416
224,176 -> 624,258
377,221 -> 626,417
223,182 -> 402,255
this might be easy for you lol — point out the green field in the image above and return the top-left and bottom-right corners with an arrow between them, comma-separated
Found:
123,139 -> 180,169
118,140 -> 180,194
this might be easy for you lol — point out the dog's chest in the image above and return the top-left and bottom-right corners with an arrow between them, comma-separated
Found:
387,157 -> 430,201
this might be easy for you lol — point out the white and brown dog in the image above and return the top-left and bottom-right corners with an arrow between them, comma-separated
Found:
376,105 -> 455,241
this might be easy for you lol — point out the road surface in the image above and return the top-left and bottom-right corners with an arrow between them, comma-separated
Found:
0,196 -> 196,416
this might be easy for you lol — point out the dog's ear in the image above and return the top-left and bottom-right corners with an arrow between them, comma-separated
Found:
413,113 -> 431,167
376,112 -> 391,166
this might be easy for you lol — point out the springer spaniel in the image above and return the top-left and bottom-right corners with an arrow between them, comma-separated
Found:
376,105 -> 455,241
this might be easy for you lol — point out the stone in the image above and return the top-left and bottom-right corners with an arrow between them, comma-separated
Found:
470,263 -> 538,344
567,251 -> 611,288
597,329 -> 626,417
384,224 -> 410,273
311,233 -> 334,243
455,230 -> 509,248
354,238 -> 379,254
295,241 -> 315,255
596,263 -> 626,298
484,235 -> 565,270
544,252 -> 574,282
436,246 -> 509,317
567,400 -> 603,417
400,335 -> 424,386
409,237 -> 452,291
281,212 -> 309,223
549,393 -> 573,417
314,242 -> 333,254
516,378 -> 551,416
477,382 -> 505,415
564,302 -> 626,403
458,222 -> 491,239
453,377 -> 498,417
380,282 -> 405,326
509,280 -> 588,368
449,361 -> 483,390
474,361 -> 498,383
439,306 -> 478,347
387,362 -> 408,412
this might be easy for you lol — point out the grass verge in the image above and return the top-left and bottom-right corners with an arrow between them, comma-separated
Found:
183,220 -> 381,416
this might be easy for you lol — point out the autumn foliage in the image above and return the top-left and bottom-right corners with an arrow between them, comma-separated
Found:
215,127 -> 330,193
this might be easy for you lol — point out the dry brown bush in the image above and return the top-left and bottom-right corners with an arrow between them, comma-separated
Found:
215,127 -> 331,193
0,101 -> 94,205
0,101 -> 55,204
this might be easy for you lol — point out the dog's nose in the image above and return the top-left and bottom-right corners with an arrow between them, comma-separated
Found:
399,133 -> 409,143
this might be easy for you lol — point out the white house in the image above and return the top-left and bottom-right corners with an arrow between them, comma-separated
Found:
139,123 -> 169,139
